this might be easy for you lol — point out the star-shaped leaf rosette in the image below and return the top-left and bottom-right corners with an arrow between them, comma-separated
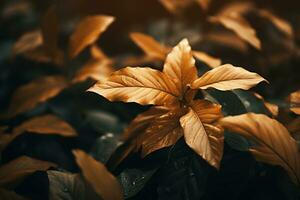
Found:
88,39 -> 266,169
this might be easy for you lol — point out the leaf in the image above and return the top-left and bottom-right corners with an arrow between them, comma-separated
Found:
219,113 -> 300,184
12,30 -> 43,55
72,149 -> 123,200
163,39 -> 197,97
122,107 -> 169,141
130,32 -> 169,60
254,93 -> 278,116
180,100 -> 224,168
192,50 -> 221,68
289,90 -> 300,115
0,188 -> 28,200
72,59 -> 114,83
159,0 -> 194,14
130,32 -> 221,68
4,75 -> 68,118
13,114 -> 77,137
196,0 -> 210,11
191,64 -> 267,91
69,15 -> 115,59
259,9 -> 293,38
41,5 -> 63,65
209,12 -> 261,49
90,45 -> 110,60
88,67 -> 180,106
0,156 -> 56,188
137,107 -> 186,157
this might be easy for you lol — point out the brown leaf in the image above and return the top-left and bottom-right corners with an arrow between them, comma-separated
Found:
90,45 -> 110,60
69,15 -> 115,59
0,156 -> 56,188
219,113 -> 300,184
163,39 -> 197,98
121,106 -> 169,141
254,93 -> 278,117
289,90 -> 300,115
138,107 -> 186,157
192,51 -> 221,68
73,59 -> 114,83
72,149 -> 123,200
12,30 -> 43,56
196,0 -> 210,11
159,0 -> 194,14
4,75 -> 68,118
191,64 -> 267,91
209,8 -> 261,49
259,9 -> 293,38
287,117 -> 300,141
41,5 -> 64,66
88,67 -> 180,106
180,100 -> 224,168
0,188 -> 28,200
13,114 -> 77,137
130,32 -> 169,60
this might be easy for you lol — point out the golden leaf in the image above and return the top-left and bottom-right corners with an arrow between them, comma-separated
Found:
289,90 -> 300,115
163,39 -> 197,96
209,12 -> 261,49
130,32 -> 221,68
0,156 -> 56,188
73,59 -> 113,83
13,114 -> 77,137
72,149 -> 123,200
192,51 -> 221,68
122,106 -> 169,141
259,9 -> 293,38
69,15 -> 115,59
219,113 -> 300,184
130,32 -> 169,60
138,107 -> 186,157
4,75 -> 68,118
191,64 -> 266,91
180,100 -> 224,168
12,30 -> 43,56
88,67 -> 180,106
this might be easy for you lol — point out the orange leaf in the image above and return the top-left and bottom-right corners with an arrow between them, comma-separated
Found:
219,113 -> 300,184
69,15 -> 114,59
4,75 -> 68,118
13,114 -> 77,137
0,156 -> 56,188
191,64 -> 267,91
209,12 -> 261,49
180,100 -> 224,168
163,39 -> 197,97
12,30 -> 43,56
88,67 -> 180,106
73,149 -> 123,200
130,32 -> 169,60
137,107 -> 186,157
192,50 -> 221,68
289,90 -> 300,115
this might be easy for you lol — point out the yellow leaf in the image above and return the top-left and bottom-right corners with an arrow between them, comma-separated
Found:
0,156 -> 56,188
163,39 -> 197,97
138,107 -> 186,157
192,50 -> 221,68
88,67 -> 180,106
72,149 -> 123,200
209,12 -> 261,49
219,113 -> 300,184
191,64 -> 267,91
69,15 -> 114,59
130,32 -> 169,60
180,100 -> 224,168
13,114 -> 77,137
3,75 -> 68,118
